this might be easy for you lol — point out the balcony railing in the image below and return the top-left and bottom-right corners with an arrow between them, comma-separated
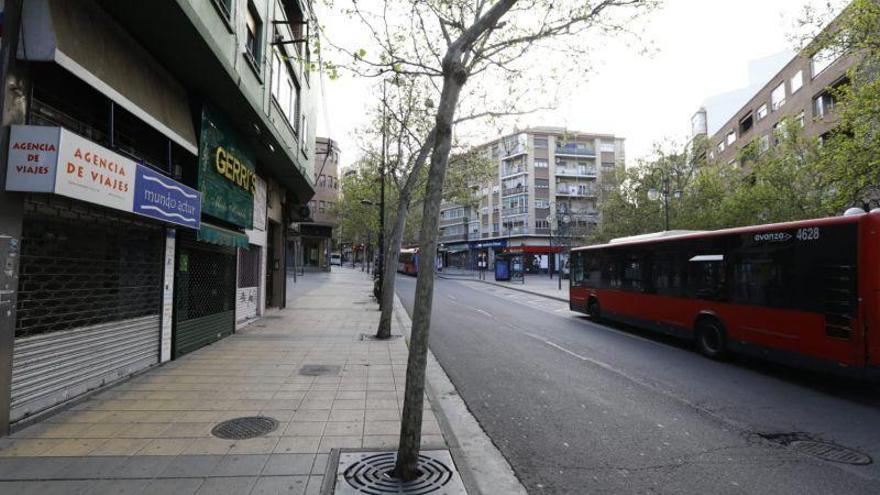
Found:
556,187 -> 596,197
555,167 -> 597,177
502,185 -> 527,196
555,144 -> 596,156
501,166 -> 527,177
502,206 -> 529,216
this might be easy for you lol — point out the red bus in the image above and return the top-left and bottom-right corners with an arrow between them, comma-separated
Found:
569,213 -> 880,376
398,248 -> 419,276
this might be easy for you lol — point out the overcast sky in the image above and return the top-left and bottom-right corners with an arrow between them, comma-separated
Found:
314,0 -> 845,170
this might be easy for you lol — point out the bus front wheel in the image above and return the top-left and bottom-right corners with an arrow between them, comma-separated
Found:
696,318 -> 727,359
587,298 -> 601,321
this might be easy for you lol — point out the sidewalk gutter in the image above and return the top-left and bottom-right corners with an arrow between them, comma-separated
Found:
392,295 -> 528,495
436,273 -> 569,303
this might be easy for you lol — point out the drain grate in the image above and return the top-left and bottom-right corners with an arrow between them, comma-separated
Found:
339,451 -> 462,495
790,440 -> 872,465
299,364 -> 341,376
211,416 -> 278,440
759,433 -> 872,465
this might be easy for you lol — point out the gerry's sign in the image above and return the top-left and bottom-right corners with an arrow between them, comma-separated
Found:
197,106 -> 256,229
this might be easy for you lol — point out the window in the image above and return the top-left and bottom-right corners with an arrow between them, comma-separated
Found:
534,159 -> 548,168
534,199 -> 550,209
535,219 -> 550,230
790,70 -> 803,93
739,113 -> 754,135
811,47 -> 840,78
272,47 -> 301,132
535,179 -> 549,189
600,142 -> 616,153
756,103 -> 769,120
213,0 -> 233,21
533,136 -> 548,148
245,2 -> 263,72
726,130 -> 736,145
814,91 -> 836,118
771,82 -> 786,110
318,200 -> 326,213
796,111 -> 805,128
301,115 -> 308,152
758,134 -> 770,153
717,141 -> 725,153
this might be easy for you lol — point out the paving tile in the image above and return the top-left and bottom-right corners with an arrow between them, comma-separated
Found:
158,455 -> 224,478
227,436 -> 280,455
183,438 -> 235,455
297,399 -> 333,410
305,476 -> 324,495
106,456 -> 176,479
311,454 -> 329,475
140,478 -> 205,495
160,422 -> 213,438
87,438 -> 151,456
292,410 -> 330,422
323,421 -> 362,436
43,438 -> 109,456
317,436 -> 361,452
362,435 -> 398,449
327,409 -> 363,422
210,454 -> 269,476
274,437 -> 321,454
78,423 -> 129,439
3,479 -> 95,495
116,423 -> 172,439
363,421 -> 400,436
284,422 -> 325,437
136,438 -> 195,456
250,475 -> 308,495
88,478 -> 149,495
0,438 -> 65,456
194,476 -> 256,495
262,454 -> 315,476
55,456 -> 128,479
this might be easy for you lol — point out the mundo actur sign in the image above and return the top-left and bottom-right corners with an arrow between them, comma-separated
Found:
4,125 -> 201,229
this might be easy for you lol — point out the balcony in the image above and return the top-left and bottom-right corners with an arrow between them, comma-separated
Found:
501,166 -> 527,178
555,143 -> 595,157
502,185 -> 527,196
556,186 -> 596,197
555,167 -> 597,177
439,233 -> 467,243
502,206 -> 529,216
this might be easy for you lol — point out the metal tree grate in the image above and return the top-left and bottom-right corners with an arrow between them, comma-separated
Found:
340,451 -> 460,495
211,416 -> 278,440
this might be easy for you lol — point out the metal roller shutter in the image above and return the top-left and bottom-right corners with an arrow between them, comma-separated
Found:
11,197 -> 163,423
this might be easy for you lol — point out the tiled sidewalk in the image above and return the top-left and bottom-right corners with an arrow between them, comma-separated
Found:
0,268 -> 445,494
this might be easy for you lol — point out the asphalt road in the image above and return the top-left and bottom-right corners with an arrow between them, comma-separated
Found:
394,274 -> 880,495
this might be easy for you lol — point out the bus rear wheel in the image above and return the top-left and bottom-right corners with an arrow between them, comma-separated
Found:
696,318 -> 726,359
587,299 -> 601,321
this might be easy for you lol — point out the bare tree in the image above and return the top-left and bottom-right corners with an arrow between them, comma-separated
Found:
323,0 -> 658,480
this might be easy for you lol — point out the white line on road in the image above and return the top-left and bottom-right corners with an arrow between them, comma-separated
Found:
475,309 -> 493,318
448,294 -> 457,300
523,333 -> 632,377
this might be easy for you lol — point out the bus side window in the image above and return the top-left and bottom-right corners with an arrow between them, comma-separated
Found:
571,253 -> 586,286
585,255 -> 601,287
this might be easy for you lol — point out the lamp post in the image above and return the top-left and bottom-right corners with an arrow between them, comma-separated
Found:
647,169 -> 682,232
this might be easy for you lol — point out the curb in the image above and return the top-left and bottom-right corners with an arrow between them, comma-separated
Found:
392,294 -> 528,495
436,273 -> 569,303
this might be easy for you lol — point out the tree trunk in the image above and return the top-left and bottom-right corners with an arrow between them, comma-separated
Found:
376,130 -> 436,339
376,198 -> 408,338
394,68 -> 465,481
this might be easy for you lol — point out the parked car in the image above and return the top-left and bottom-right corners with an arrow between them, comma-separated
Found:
330,253 -> 342,266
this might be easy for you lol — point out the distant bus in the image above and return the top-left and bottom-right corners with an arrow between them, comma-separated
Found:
398,248 -> 419,276
569,214 -> 880,376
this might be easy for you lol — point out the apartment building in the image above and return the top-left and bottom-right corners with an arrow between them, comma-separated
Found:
438,127 -> 625,272
298,137 -> 340,270
697,36 -> 852,165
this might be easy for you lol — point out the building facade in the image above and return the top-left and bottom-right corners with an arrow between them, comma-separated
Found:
297,137 -> 340,271
696,40 -> 852,165
439,127 -> 625,273
0,0 -> 318,434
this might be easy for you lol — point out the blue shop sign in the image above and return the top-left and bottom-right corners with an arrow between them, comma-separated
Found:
469,239 -> 507,250
133,165 -> 201,229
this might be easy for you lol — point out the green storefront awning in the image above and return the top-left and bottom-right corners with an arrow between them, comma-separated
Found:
197,222 -> 249,248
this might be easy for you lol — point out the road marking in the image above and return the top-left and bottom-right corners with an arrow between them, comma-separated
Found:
475,309 -> 493,318
448,295 -> 457,300
523,333 -> 633,378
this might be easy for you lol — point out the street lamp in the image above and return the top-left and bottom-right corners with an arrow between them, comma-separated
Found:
647,169 -> 682,232
360,198 -> 384,302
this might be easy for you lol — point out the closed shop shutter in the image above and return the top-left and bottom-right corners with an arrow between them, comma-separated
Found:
12,197 -> 163,422
236,245 -> 261,324
174,231 -> 236,358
